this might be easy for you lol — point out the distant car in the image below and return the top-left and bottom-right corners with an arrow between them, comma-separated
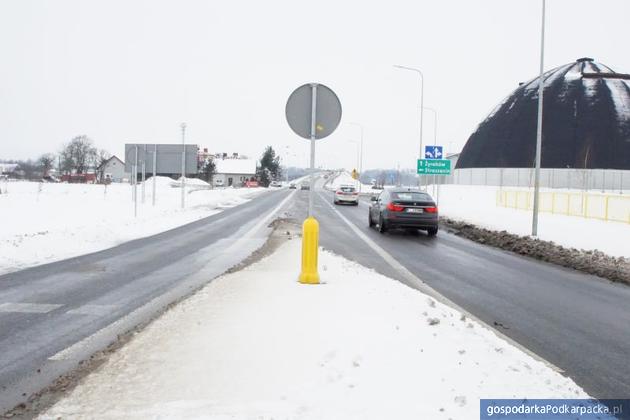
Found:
289,183 -> 296,189
269,181 -> 281,187
368,188 -> 438,236
334,185 -> 359,205
300,181 -> 310,190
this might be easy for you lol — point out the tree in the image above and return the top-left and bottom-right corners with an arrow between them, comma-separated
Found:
200,158 -> 216,184
38,154 -> 55,177
256,146 -> 281,187
60,135 -> 98,174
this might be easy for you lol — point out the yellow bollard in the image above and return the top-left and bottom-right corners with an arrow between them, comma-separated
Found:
299,216 -> 320,284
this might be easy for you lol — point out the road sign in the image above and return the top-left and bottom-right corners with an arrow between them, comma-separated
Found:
285,83 -> 342,140
124,144 -> 198,174
424,145 -> 443,160
351,169 -> 358,180
417,159 -> 451,175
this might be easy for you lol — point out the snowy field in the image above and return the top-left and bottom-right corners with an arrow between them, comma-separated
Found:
40,240 -> 588,420
435,184 -> 630,259
0,178 -> 269,274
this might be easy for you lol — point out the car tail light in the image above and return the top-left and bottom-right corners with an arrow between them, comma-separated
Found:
336,191 -> 342,195
386,202 -> 404,212
425,206 -> 438,213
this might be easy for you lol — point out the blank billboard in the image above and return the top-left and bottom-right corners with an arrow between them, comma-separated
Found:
124,144 -> 198,175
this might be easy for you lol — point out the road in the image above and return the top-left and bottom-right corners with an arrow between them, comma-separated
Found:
0,188 -> 293,413
284,179 -> 630,399
1,178 -> 629,414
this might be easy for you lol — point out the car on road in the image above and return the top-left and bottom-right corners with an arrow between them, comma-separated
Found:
289,183 -> 296,189
300,181 -> 310,190
368,188 -> 438,236
269,181 -> 282,187
334,185 -> 359,205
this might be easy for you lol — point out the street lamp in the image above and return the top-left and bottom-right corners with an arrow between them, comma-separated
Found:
532,0 -> 546,237
393,64 -> 424,167
347,122 -> 364,190
348,140 -> 360,178
423,107 -> 438,196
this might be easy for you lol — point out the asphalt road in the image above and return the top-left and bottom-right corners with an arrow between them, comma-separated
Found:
0,188 -> 293,413
285,180 -> 630,399
2,179 -> 629,414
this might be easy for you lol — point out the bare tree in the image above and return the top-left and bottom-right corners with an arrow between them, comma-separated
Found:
38,154 -> 55,177
60,135 -> 98,174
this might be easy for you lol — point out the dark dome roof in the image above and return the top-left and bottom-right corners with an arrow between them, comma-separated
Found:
456,58 -> 630,169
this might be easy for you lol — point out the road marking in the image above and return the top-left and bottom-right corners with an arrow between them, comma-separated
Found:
49,190 -> 296,362
66,304 -> 119,316
316,191 -> 565,374
0,303 -> 62,314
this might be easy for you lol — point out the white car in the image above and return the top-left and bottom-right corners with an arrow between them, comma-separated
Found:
334,185 -> 359,205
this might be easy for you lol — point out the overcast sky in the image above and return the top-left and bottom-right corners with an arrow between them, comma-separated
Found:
1,0 -> 629,170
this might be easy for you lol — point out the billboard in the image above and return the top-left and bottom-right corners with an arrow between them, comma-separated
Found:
124,144 -> 198,175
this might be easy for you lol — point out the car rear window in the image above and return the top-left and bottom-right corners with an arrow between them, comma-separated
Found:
391,192 -> 431,201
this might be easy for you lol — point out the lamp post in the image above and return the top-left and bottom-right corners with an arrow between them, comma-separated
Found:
347,122 -> 364,188
532,0 -> 546,237
348,140 -> 360,182
393,64 -> 424,188
423,106 -> 438,195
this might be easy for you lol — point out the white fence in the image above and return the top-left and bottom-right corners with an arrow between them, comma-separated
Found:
440,168 -> 630,193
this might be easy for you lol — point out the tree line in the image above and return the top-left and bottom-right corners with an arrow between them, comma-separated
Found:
1,135 -> 109,180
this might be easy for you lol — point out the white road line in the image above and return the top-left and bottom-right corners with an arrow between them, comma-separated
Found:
316,191 -> 565,374
49,190 -> 296,362
66,304 -> 119,316
0,303 -> 62,314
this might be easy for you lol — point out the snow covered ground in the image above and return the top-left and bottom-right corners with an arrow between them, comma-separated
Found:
0,178 -> 269,274
40,240 -> 587,420
435,184 -> 630,259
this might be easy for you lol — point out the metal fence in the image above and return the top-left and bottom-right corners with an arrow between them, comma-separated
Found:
442,168 -> 630,193
496,189 -> 630,224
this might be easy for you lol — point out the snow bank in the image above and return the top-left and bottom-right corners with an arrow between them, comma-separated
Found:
436,184 -> 630,258
0,181 -> 268,274
40,241 -> 587,420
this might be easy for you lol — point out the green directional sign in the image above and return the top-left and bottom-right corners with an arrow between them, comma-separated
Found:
417,159 -> 451,175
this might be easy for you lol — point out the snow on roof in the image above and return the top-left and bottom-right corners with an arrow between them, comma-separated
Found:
215,159 -> 256,175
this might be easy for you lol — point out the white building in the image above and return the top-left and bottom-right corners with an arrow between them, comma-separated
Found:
213,158 -> 256,187
97,156 -> 129,183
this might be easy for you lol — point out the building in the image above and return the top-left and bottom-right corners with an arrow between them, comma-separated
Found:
457,57 -> 630,170
97,155 -> 129,183
214,158 -> 256,187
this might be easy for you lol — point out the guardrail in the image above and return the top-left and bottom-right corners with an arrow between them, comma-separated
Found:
496,189 -> 630,224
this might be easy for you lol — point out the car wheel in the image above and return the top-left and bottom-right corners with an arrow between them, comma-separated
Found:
427,226 -> 438,237
368,212 -> 375,228
378,215 -> 387,233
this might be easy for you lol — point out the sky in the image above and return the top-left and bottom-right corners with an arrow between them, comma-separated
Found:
1,0 -> 629,171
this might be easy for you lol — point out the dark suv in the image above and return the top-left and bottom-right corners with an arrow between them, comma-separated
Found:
368,188 -> 438,236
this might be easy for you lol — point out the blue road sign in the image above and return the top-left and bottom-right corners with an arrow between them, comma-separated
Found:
424,146 -> 443,159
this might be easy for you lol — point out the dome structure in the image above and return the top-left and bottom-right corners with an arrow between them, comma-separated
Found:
456,58 -> 630,169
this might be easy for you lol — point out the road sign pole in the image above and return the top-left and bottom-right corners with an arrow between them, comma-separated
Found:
141,144 -> 146,204
152,144 -> 157,206
181,123 -> 186,209
308,84 -> 317,217
134,146 -> 138,218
